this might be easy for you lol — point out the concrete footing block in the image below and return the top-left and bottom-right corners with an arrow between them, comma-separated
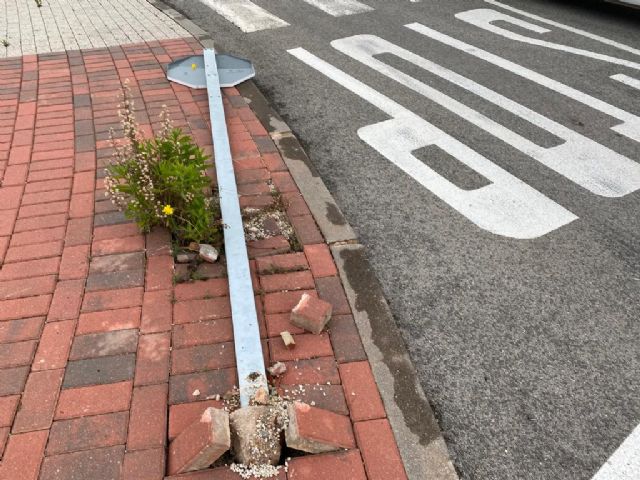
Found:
230,406 -> 284,466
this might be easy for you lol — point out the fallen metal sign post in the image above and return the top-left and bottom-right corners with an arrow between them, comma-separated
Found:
167,50 -> 266,407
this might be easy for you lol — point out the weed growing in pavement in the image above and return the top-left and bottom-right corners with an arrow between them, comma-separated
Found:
1,39 -> 9,48
105,82 -> 221,246
35,0 -> 43,7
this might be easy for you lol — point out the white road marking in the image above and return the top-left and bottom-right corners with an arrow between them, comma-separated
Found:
612,74 -> 640,90
301,0 -> 372,16
200,0 -> 288,33
332,34 -> 640,197
456,9 -> 640,71
485,0 -> 640,58
591,423 -> 640,480
288,47 -> 577,239
405,23 -> 640,143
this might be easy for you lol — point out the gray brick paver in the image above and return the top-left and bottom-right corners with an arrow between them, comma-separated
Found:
0,0 -> 190,58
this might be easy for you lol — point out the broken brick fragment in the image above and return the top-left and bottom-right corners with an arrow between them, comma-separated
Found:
167,407 -> 230,475
290,293 -> 332,334
280,331 -> 295,348
285,401 -> 355,454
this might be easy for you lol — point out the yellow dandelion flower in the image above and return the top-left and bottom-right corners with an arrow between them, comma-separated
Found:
162,205 -> 174,215
191,63 -> 197,70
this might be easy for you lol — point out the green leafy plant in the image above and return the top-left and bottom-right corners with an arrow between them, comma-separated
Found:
1,39 -> 9,48
105,84 -> 220,246
35,0 -> 43,7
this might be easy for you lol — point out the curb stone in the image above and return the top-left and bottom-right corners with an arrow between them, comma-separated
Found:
145,2 -> 459,478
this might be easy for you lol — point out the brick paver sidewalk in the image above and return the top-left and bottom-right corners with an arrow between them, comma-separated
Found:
0,3 -> 409,480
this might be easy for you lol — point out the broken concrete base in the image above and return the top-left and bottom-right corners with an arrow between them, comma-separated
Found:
167,407 -> 231,475
230,405 -> 284,466
285,401 -> 356,454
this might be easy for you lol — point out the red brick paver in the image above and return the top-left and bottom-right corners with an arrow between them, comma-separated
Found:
0,37 -> 406,480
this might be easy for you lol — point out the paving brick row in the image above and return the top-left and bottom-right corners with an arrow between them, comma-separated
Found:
259,270 -> 316,293
76,307 -> 141,335
59,244 -> 91,280
62,354 -> 136,389
339,361 -> 386,422
264,289 -> 318,314
81,287 -> 144,313
46,411 -> 129,456
0,340 -> 37,369
174,278 -> 229,301
355,419 -> 409,480
173,297 -> 232,325
32,320 -> 76,372
39,445 -> 125,480
282,384 -> 351,417
279,357 -> 341,386
171,319 -> 234,349
327,314 -> 368,364
55,381 -> 133,420
0,316 -> 45,344
0,366 -> 30,396
265,312 -> 305,338
9,225 -> 66,246
0,257 -> 60,281
0,294 -> 52,321
0,395 -> 20,428
0,275 -> 57,301
12,368 -> 65,433
3,240 -> 64,263
288,449 -> 368,479
171,341 -> 237,375
134,332 -> 171,387
270,333 -> 334,362
69,329 -> 139,360
0,430 -> 49,480
169,368 -> 238,405
48,279 -> 85,321
122,448 -> 166,480
85,269 -> 145,291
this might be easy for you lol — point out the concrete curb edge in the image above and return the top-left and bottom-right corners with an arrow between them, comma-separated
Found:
147,1 -> 459,478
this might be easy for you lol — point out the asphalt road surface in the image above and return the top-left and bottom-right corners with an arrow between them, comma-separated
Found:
164,1 -> 640,478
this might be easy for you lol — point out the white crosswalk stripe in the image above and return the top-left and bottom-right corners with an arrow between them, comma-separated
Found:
591,423 -> 640,480
200,0 -> 289,33
300,0 -> 372,16
612,74 -> 640,90
197,0 -> 390,32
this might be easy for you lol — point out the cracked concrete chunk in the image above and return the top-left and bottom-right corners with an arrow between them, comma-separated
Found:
230,406 -> 284,466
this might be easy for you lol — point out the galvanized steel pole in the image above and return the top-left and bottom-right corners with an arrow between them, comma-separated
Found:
203,48 -> 268,407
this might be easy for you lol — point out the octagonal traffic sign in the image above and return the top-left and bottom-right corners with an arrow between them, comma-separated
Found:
167,53 -> 255,89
